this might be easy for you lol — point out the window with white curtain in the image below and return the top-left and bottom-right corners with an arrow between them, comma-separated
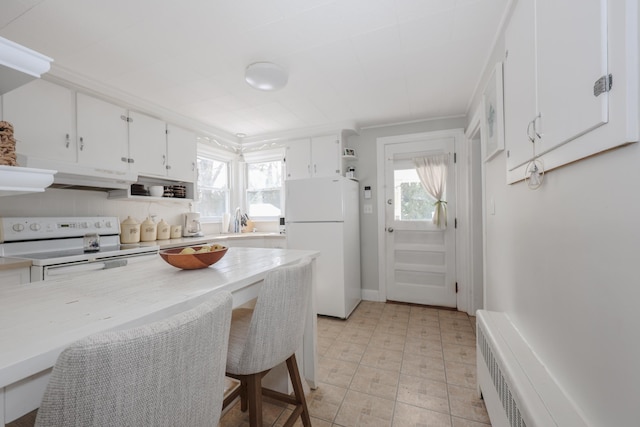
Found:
196,144 -> 232,222
394,166 -> 438,221
243,149 -> 284,220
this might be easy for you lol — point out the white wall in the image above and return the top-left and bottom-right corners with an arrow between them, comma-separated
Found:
347,117 -> 466,295
467,12 -> 640,427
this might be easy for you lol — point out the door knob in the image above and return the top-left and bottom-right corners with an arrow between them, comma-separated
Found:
387,227 -> 394,233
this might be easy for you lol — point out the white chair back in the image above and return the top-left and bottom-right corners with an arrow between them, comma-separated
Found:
35,292 -> 233,427
226,258 -> 312,375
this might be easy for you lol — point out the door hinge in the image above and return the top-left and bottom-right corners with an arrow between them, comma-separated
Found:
455,282 -> 458,293
453,153 -> 457,163
593,74 -> 613,97
454,218 -> 457,228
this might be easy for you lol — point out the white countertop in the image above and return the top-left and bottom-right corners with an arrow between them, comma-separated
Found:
0,247 -> 316,390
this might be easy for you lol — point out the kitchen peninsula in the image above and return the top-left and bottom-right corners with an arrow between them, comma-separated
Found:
0,247 -> 318,424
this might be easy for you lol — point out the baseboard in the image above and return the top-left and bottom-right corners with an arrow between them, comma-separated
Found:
361,289 -> 382,302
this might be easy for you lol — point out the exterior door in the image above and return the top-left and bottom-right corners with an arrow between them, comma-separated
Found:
383,135 -> 456,307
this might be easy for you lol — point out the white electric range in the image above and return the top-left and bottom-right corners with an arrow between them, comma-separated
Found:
0,216 -> 159,282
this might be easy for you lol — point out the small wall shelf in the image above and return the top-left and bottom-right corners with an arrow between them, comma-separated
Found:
107,191 -> 193,203
108,177 -> 194,202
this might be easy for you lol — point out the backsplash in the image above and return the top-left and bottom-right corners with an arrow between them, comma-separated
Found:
0,188 -> 279,235
0,188 -> 191,228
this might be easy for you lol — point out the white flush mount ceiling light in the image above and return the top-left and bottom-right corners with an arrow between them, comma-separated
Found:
245,62 -> 288,91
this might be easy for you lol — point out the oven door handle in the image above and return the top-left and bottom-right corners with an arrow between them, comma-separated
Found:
45,259 -> 128,277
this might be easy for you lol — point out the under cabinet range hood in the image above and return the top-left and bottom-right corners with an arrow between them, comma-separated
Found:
17,155 -> 138,191
0,36 -> 52,95
0,165 -> 56,196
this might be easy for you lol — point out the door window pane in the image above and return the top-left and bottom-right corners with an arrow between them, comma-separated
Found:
394,168 -> 438,221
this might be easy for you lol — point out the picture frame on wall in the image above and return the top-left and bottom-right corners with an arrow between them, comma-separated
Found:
482,62 -> 505,162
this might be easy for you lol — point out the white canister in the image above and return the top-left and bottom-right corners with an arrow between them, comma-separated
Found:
140,217 -> 157,242
120,216 -> 140,244
170,225 -> 182,239
156,218 -> 170,240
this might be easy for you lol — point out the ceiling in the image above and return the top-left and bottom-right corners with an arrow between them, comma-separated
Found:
0,0 -> 509,142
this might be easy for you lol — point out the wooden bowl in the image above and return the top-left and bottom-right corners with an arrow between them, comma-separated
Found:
159,246 -> 228,270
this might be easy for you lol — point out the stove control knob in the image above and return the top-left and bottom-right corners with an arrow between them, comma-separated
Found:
29,223 -> 41,231
94,222 -> 102,228
12,223 -> 24,232
105,221 -> 112,228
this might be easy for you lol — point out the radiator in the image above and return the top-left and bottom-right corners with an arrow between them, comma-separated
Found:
475,310 -> 588,427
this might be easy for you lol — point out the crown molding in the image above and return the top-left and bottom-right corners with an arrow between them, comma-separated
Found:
239,120 -> 360,148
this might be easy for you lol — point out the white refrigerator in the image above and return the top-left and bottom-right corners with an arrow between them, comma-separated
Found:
285,177 -> 361,319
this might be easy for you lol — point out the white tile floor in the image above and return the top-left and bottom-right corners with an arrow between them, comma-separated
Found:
220,301 -> 491,427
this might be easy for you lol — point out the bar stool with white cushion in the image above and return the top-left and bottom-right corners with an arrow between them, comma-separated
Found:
34,291 -> 233,427
223,259 -> 313,427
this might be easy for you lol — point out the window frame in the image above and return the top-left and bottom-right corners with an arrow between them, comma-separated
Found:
242,148 -> 285,221
195,142 -> 235,223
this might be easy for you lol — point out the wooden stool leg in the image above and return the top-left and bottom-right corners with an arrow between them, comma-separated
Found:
240,379 -> 248,412
286,354 -> 311,427
246,373 -> 263,427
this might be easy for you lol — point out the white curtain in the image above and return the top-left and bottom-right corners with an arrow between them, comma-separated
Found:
414,154 -> 448,229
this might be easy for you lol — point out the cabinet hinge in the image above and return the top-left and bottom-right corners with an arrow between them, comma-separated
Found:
120,115 -> 132,122
455,282 -> 458,293
593,74 -> 613,97
454,153 -> 457,163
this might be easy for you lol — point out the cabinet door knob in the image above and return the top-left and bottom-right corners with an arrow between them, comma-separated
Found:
79,137 -> 84,151
162,154 -> 166,165
65,133 -> 70,148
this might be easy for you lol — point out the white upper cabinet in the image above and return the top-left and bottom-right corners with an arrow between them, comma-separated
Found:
503,0 -> 536,171
503,0 -> 637,182
129,113 -> 196,183
2,79 -> 198,187
285,139 -> 312,180
285,135 -> 342,180
311,135 -> 342,178
128,111 -> 167,177
166,124 -> 196,183
76,93 -> 129,172
535,0 -> 609,155
2,79 -> 76,162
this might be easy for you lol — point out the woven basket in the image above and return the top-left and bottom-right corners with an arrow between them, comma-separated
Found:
0,121 -> 17,166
